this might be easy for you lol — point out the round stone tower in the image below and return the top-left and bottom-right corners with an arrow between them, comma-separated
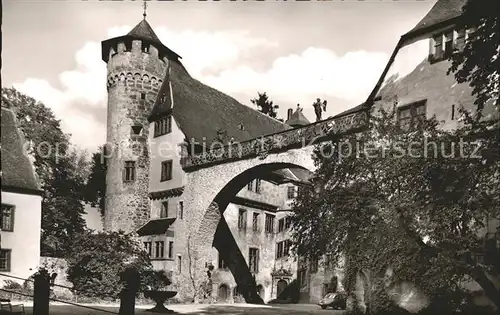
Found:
101,17 -> 179,232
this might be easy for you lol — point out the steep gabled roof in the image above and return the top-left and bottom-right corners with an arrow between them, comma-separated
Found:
403,0 -> 467,39
285,109 -> 311,127
149,60 -> 291,144
1,107 -> 42,194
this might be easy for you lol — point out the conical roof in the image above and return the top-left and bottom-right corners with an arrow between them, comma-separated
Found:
285,109 -> 310,127
127,19 -> 163,46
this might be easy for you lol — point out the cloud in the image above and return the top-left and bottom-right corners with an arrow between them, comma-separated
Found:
13,24 -> 401,151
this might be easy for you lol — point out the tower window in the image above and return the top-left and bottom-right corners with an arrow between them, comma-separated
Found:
154,116 -> 172,137
179,201 -> 184,219
218,255 -> 227,269
141,93 -> 146,100
142,44 -> 150,53
177,255 -> 182,273
161,160 -> 173,182
123,161 -> 136,182
252,212 -> 260,232
131,125 -> 143,137
451,104 -> 455,120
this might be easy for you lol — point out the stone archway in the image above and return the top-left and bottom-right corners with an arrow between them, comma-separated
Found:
277,279 -> 288,298
218,284 -> 229,303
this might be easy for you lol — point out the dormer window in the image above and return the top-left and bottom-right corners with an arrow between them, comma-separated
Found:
154,115 -> 172,137
429,28 -> 468,63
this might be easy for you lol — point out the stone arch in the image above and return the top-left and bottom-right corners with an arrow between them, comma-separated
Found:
119,72 -> 125,81
134,73 -> 141,81
183,148 -> 314,303
126,72 -> 133,80
143,74 -> 149,83
151,76 -> 157,86
114,75 -> 119,83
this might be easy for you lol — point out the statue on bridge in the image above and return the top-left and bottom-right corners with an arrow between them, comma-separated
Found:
313,98 -> 327,122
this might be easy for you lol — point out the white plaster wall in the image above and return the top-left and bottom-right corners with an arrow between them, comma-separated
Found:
0,191 -> 42,284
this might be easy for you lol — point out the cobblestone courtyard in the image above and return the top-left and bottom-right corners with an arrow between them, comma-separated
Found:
23,303 -> 345,315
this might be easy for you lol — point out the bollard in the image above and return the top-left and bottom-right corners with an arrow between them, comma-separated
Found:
119,267 -> 140,315
33,269 -> 50,315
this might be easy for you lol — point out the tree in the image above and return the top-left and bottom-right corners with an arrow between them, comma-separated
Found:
291,108 -> 499,313
1,87 -> 90,257
83,147 -> 107,217
448,0 -> 500,117
251,92 -> 282,121
66,231 -> 166,298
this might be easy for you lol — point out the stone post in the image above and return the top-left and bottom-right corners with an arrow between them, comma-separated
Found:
33,269 -> 50,315
119,266 -> 141,315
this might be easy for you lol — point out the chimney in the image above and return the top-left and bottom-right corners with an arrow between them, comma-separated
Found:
287,108 -> 293,121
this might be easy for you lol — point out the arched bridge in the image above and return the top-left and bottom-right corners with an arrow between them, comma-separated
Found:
176,107 -> 368,303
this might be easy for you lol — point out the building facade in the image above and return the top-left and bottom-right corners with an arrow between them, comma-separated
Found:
0,107 -> 43,283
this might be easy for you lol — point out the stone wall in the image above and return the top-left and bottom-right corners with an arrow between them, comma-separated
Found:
103,39 -> 167,233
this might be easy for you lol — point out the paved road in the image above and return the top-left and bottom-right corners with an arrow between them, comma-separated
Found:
23,303 -> 345,314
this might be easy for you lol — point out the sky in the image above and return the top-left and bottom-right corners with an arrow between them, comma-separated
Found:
2,0 -> 437,152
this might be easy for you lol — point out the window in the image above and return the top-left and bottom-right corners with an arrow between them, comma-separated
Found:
284,240 -> 291,256
161,160 -> 173,182
248,248 -> 259,273
298,269 -> 307,288
252,213 -> 260,232
451,104 -> 455,120
123,161 -> 136,182
131,125 -> 143,137
255,179 -> 262,194
177,256 -> 182,272
444,31 -> 454,58
140,93 -> 146,100
142,44 -> 150,53
397,101 -> 426,130
154,116 -> 172,137
168,241 -> 174,259
310,258 -> 318,273
247,179 -> 262,193
285,217 -> 292,230
1,204 -> 14,232
160,201 -> 168,218
287,186 -> 295,199
144,242 -> 152,256
432,33 -> 443,60
155,241 -> 164,258
179,201 -> 184,219
218,255 -> 227,269
238,209 -> 247,230
278,218 -> 285,233
0,250 -> 11,272
265,214 -> 275,234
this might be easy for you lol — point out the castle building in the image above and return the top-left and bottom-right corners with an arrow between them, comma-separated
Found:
0,107 -> 43,283
100,14 -> 341,303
